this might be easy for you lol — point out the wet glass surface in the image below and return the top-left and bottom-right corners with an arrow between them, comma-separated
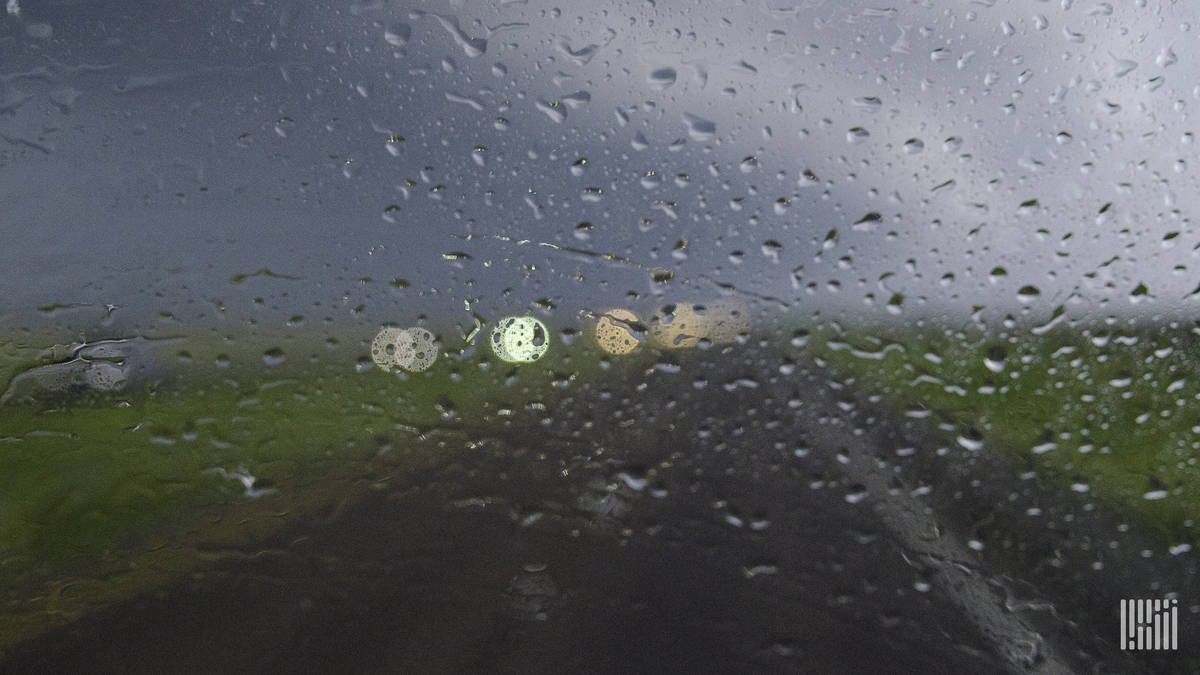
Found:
1,1 -> 1198,672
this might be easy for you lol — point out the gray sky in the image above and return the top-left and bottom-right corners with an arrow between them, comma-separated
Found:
2,0 -> 1197,338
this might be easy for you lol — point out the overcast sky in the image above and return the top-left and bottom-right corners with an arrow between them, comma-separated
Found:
2,0 -> 1197,338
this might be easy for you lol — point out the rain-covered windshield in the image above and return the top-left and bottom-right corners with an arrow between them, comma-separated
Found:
1,1 -> 1196,672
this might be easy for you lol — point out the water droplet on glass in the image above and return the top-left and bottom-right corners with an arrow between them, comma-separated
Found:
1110,56 -> 1138,78
984,346 -> 1007,373
274,116 -> 295,138
682,113 -> 716,141
648,67 -> 677,90
384,23 -> 411,47
536,99 -> 566,123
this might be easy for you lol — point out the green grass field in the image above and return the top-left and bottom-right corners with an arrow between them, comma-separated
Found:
809,316 -> 1200,545
0,324 -> 622,649
2,312 -> 1198,650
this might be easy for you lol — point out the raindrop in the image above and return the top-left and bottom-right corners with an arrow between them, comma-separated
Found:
957,431 -> 984,451
1110,56 -> 1138,78
902,138 -> 924,154
853,212 -> 882,229
536,99 -> 566,123
852,96 -> 882,110
651,268 -> 675,284
384,23 -> 412,47
430,13 -> 486,57
561,91 -> 592,108
648,67 -> 677,90
274,116 -> 295,138
984,346 -> 1007,373
761,240 -> 783,261
682,113 -> 716,141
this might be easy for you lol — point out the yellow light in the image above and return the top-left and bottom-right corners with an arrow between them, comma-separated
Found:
593,308 -> 641,355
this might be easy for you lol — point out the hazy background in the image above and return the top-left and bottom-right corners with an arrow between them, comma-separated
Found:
2,0 -> 1197,339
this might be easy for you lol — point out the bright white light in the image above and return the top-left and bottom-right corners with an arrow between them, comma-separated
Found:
371,326 -> 439,372
490,316 -> 549,363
